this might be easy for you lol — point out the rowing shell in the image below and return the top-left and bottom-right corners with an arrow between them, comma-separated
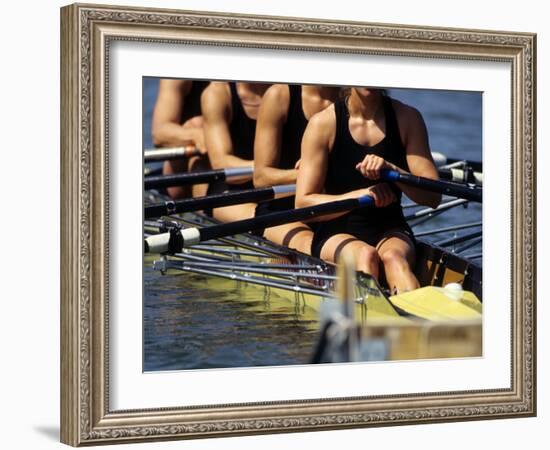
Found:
144,196 -> 482,325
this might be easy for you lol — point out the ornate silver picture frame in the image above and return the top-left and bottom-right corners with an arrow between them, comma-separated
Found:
60,3 -> 536,446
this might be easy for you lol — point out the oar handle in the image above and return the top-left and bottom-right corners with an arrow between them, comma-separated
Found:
144,184 -> 296,219
144,167 -> 254,190
144,147 -> 201,162
381,169 -> 482,203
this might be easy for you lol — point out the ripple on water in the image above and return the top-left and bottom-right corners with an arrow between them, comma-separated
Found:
144,268 -> 319,372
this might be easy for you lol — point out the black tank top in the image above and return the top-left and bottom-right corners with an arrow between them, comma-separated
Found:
325,95 -> 409,223
280,85 -> 308,170
229,83 -> 257,161
180,80 -> 208,123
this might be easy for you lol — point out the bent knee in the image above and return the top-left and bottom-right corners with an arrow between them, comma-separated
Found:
380,248 -> 410,269
358,245 -> 380,266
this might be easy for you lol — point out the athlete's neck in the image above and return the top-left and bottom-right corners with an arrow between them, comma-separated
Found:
238,82 -> 269,96
347,89 -> 383,120
236,83 -> 269,107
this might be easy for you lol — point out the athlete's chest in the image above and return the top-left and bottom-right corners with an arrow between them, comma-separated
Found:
347,116 -> 387,147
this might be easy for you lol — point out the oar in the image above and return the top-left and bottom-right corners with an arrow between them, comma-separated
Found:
145,148 -> 479,168
144,159 -> 482,190
144,184 -> 296,219
144,167 -> 253,190
144,165 -> 163,177
144,147 -> 201,162
438,167 -> 482,186
381,169 -> 482,203
430,152 -> 482,185
431,151 -> 482,173
145,195 -> 375,254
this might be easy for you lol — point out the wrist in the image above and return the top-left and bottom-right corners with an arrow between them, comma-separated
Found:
386,162 -> 399,172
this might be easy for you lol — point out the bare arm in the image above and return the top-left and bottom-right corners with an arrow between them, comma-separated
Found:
296,108 -> 384,221
201,83 -> 253,183
356,102 -> 441,208
399,105 -> 441,208
151,79 -> 204,149
253,85 -> 297,188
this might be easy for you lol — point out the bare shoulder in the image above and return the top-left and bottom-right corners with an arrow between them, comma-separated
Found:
202,82 -> 230,102
201,82 -> 231,116
309,103 -> 336,129
263,84 -> 291,104
304,104 -> 337,147
159,79 -> 192,95
260,84 -> 291,119
390,98 -> 425,128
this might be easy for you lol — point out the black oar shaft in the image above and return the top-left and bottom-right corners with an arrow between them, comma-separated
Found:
144,185 -> 294,219
200,197 -> 362,242
145,195 -> 374,253
382,170 -> 482,203
144,167 -> 253,190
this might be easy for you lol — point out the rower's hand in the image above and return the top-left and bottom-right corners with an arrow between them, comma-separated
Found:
356,154 -> 395,180
294,159 -> 301,170
183,145 -> 204,157
364,183 -> 397,208
194,132 -> 208,155
186,129 -> 207,155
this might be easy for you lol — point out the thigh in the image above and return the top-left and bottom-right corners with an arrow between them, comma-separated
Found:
319,233 -> 373,264
213,202 -> 256,223
264,222 -> 313,253
163,158 -> 190,199
188,156 -> 210,198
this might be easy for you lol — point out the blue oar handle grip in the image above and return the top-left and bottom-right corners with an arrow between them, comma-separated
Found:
380,169 -> 401,181
357,195 -> 375,207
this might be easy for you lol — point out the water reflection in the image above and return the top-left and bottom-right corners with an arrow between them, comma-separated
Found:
144,259 -> 319,371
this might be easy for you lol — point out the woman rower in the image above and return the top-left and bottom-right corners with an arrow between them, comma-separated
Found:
201,82 -> 270,222
151,79 -> 209,199
295,87 -> 441,293
253,84 -> 340,254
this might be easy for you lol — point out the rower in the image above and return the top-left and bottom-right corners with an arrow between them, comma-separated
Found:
253,84 -> 340,254
296,87 -> 441,294
151,79 -> 210,199
201,82 -> 270,222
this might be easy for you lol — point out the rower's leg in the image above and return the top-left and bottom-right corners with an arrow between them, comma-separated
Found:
320,234 -> 380,278
376,234 -> 419,293
188,155 -> 210,198
263,222 -> 313,255
163,159 -> 190,199
213,203 -> 257,223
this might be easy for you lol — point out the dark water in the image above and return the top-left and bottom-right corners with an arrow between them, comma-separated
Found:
143,256 -> 319,371
142,79 -> 482,372
387,88 -> 482,254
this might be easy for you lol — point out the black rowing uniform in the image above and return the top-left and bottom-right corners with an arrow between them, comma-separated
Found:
255,84 -> 308,217
207,83 -> 256,197
180,80 -> 209,124
310,95 -> 414,258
